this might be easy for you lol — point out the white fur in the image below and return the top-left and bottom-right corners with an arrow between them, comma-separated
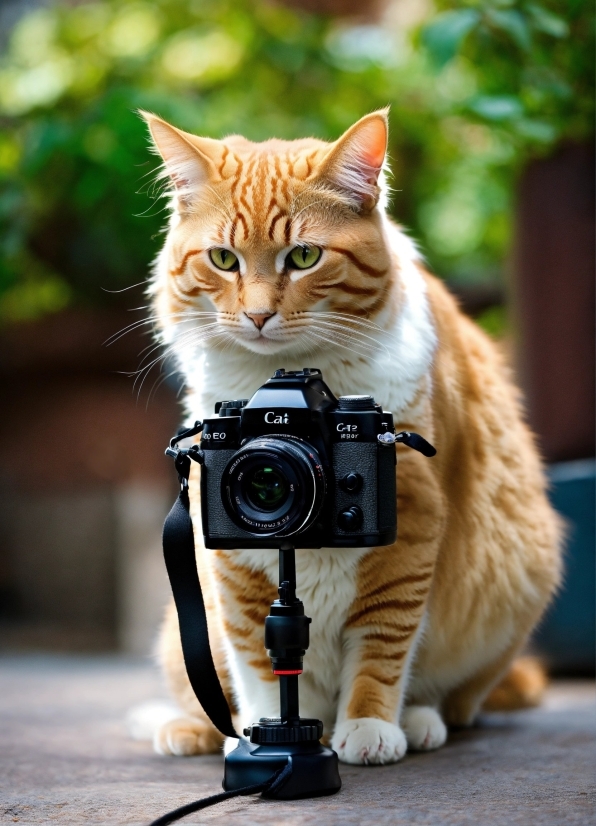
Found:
401,706 -> 447,751
126,700 -> 181,741
332,718 -> 407,765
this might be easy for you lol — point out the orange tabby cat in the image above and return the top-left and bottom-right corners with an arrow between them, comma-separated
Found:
140,109 -> 561,764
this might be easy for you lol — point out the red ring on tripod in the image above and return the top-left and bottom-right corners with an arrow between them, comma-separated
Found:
273,669 -> 303,675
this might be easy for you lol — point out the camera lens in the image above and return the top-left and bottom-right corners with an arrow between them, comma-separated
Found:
222,437 -> 326,537
244,466 -> 288,512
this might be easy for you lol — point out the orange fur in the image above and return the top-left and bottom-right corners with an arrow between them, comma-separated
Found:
482,657 -> 549,712
141,110 -> 562,763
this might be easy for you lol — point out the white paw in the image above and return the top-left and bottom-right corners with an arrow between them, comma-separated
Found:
224,735 -> 239,756
331,718 -> 407,765
401,705 -> 447,751
126,700 -> 181,741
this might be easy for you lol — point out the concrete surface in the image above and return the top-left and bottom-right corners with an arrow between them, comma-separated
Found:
0,656 -> 594,826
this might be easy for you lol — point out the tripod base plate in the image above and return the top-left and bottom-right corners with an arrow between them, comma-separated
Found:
224,737 -> 341,799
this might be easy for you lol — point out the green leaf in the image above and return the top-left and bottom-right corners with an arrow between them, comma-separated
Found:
486,9 -> 531,51
422,9 -> 480,67
514,118 -> 557,143
468,95 -> 524,121
476,304 -> 508,339
527,5 -> 569,38
0,271 -> 71,323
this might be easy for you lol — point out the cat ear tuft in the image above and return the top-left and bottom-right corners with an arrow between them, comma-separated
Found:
321,109 -> 389,212
139,110 -> 219,196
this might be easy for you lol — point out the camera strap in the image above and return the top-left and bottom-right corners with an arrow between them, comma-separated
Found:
162,421 -> 238,740
152,424 -> 302,824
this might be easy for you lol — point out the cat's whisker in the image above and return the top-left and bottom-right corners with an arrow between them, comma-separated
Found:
130,325 -> 223,384
305,322 -> 389,358
315,309 -> 384,325
144,368 -> 180,410
309,311 -> 387,333
105,318 -> 172,347
134,320 -> 221,359
309,320 -> 390,354
310,321 -> 381,347
104,312 -> 221,346
304,329 -> 377,360
133,328 -> 229,398
136,323 -> 222,366
305,333 -> 371,361
313,337 -> 377,360
101,281 -> 148,295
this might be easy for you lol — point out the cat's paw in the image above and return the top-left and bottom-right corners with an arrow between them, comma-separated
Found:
401,705 -> 447,751
331,718 -> 407,765
154,717 -> 223,756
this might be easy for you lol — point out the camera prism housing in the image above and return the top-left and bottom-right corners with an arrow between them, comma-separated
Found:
199,368 -> 397,549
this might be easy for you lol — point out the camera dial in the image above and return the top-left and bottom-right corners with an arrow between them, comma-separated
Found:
337,395 -> 375,410
216,399 -> 248,417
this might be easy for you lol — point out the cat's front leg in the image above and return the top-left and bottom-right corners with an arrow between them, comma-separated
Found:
332,448 -> 445,765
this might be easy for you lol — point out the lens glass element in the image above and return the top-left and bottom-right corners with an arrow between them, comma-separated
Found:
222,436 -> 326,537
244,466 -> 288,512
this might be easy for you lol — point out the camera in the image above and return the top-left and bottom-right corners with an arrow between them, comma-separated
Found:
199,368 -> 397,549
162,368 -> 435,802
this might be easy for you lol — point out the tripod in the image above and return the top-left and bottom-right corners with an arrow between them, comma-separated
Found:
224,542 -> 342,799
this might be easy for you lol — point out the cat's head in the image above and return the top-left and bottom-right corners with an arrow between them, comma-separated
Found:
142,110 -> 395,358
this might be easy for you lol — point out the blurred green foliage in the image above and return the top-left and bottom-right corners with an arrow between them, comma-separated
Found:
0,0 -> 593,323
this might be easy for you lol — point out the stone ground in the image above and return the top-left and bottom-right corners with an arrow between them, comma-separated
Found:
0,656 -> 594,826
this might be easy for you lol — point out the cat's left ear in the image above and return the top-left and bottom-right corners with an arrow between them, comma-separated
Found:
320,109 -> 389,212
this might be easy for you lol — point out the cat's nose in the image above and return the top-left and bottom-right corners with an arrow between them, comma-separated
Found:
245,312 -> 274,330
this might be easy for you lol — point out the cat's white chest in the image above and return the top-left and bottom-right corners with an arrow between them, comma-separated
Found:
230,546 -> 369,726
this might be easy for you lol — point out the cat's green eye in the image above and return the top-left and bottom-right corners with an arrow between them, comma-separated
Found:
209,248 -> 239,271
287,245 -> 322,270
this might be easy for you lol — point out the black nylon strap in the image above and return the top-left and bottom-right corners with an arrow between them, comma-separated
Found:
162,486 -> 238,739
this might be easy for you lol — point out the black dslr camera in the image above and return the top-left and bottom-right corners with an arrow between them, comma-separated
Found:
199,367 -> 399,550
160,367 -> 436,808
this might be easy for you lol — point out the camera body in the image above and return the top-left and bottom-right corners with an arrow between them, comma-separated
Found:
199,368 -> 397,549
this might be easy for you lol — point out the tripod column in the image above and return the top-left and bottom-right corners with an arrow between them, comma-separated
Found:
279,542 -> 297,594
264,542 -> 310,724
226,541 -> 340,799
279,675 -> 299,722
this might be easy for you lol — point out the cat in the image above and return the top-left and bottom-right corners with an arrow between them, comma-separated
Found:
139,108 -> 561,765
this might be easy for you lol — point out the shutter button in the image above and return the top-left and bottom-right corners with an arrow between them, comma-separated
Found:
339,472 -> 363,493
337,506 -> 363,531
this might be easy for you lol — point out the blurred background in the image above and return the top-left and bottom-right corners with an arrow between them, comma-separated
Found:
0,0 -> 593,672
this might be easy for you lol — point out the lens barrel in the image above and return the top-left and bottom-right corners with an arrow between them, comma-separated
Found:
222,437 -> 326,537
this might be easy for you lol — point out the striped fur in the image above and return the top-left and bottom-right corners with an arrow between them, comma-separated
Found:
142,111 -> 562,764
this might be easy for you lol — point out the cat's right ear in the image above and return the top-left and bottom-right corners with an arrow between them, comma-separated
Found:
139,111 -> 221,196
319,109 -> 389,213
